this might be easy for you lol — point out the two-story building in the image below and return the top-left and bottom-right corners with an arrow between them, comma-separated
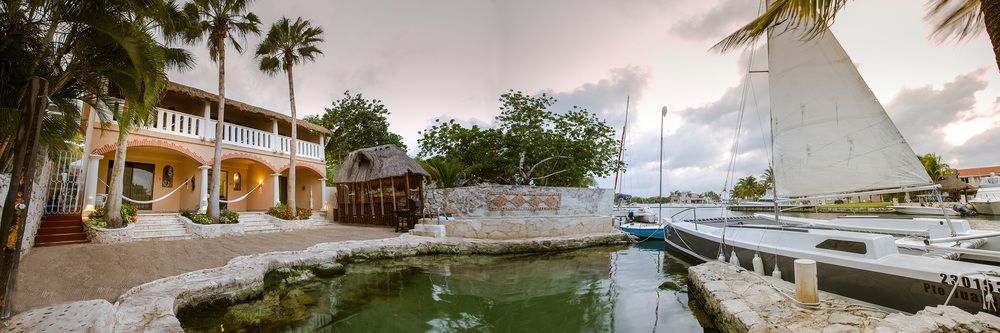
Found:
78,82 -> 330,216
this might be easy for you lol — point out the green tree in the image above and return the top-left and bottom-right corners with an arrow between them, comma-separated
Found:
733,175 -> 764,200
256,16 -> 324,211
305,91 -> 406,183
715,0 -> 1000,71
761,167 -> 774,190
419,156 -> 467,188
701,191 -> 722,203
919,153 -> 955,180
418,90 -> 621,187
184,0 -> 261,221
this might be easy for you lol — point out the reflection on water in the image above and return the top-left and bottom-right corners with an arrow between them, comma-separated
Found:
179,244 -> 713,332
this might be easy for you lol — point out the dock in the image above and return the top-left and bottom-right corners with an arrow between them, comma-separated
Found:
688,261 -> 1000,332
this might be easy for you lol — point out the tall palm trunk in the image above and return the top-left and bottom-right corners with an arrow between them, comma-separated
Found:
285,62 -> 297,212
105,130 -> 129,228
208,33 -> 226,221
984,0 -> 1000,70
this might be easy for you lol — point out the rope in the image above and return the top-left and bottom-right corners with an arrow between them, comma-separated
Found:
220,182 -> 263,203
99,177 -> 191,204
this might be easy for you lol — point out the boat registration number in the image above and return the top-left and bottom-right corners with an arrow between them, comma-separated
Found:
939,273 -> 999,291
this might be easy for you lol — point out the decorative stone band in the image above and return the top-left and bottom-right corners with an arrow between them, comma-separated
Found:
104,233 -> 629,332
486,192 -> 561,211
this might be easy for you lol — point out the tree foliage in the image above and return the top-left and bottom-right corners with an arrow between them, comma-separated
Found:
305,91 -> 406,182
919,153 -> 955,181
732,175 -> 766,200
417,90 -> 621,187
419,156 -> 467,188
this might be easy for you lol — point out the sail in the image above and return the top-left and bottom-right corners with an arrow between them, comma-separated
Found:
767,24 -> 931,198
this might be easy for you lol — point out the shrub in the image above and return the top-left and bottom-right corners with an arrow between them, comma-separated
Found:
181,210 -> 213,225
87,202 -> 138,228
220,209 -> 240,224
268,204 -> 311,220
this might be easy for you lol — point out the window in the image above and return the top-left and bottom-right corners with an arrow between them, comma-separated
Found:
815,239 -> 867,254
233,172 -> 241,191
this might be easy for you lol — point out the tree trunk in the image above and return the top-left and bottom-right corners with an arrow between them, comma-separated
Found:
104,129 -> 129,228
286,63 -> 297,214
209,34 -> 226,221
984,0 -> 1000,71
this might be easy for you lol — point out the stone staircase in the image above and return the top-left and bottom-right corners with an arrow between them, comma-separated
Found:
307,210 -> 328,223
133,214 -> 192,241
240,212 -> 279,234
35,214 -> 89,247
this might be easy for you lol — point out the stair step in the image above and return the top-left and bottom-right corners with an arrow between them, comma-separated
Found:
132,230 -> 190,238
42,214 -> 83,222
35,233 -> 88,243
34,239 -> 89,247
132,234 -> 191,240
37,226 -> 86,236
41,220 -> 84,228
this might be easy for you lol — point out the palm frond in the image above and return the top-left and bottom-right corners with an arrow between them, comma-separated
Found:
926,0 -> 983,42
713,0 -> 848,53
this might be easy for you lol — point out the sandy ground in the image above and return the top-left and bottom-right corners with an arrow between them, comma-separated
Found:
11,224 -> 397,314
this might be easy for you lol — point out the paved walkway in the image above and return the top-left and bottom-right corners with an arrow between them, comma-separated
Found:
11,223 -> 397,314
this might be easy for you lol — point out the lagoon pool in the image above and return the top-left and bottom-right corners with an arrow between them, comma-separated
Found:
178,243 -> 713,332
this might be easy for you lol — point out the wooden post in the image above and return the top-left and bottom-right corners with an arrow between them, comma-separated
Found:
367,181 -> 374,225
404,172 -> 412,231
378,178 -> 385,225
0,77 -> 48,317
794,259 -> 819,304
391,176 -> 398,228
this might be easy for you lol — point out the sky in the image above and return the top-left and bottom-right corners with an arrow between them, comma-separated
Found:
168,0 -> 1000,197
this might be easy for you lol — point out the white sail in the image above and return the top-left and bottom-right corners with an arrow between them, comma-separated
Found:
767,24 -> 931,198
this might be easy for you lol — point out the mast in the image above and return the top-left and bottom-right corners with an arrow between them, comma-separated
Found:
612,96 -> 630,202
767,27 -> 780,225
659,106 -> 668,224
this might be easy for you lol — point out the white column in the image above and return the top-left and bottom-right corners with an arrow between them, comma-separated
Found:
272,173 -> 281,206
321,177 -> 328,210
198,165 -> 210,213
82,154 -> 103,218
271,120 -> 279,153
202,101 -> 211,141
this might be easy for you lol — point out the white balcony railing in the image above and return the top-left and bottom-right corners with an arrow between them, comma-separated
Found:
106,101 -> 324,161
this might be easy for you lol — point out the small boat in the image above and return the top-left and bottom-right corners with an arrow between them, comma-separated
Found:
620,220 -> 667,240
972,174 -> 1000,215
612,206 -> 659,224
890,205 -> 958,216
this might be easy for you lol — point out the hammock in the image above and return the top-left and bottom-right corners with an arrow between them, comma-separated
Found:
99,177 -> 192,204
220,182 -> 263,203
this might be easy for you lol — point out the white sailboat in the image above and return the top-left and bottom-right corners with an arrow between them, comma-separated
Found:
665,19 -> 1000,315
972,173 -> 1000,215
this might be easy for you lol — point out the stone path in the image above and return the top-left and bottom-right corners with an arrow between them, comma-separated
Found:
11,223 -> 396,314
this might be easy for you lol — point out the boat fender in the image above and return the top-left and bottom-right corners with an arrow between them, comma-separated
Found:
717,254 -> 726,262
729,250 -> 740,267
752,254 -> 765,275
771,264 -> 782,279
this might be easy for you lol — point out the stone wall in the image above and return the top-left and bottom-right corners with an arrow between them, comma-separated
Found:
0,152 -> 54,256
83,223 -> 134,244
181,216 -> 244,238
421,186 -> 614,239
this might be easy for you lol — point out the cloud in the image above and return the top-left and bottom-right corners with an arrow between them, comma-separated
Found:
887,69 -> 990,153
543,66 -> 652,128
669,0 -> 757,42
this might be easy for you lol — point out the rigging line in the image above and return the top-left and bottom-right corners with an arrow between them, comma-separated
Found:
719,45 -> 757,258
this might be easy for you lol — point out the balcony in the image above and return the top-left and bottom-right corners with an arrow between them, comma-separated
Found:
108,101 -> 324,161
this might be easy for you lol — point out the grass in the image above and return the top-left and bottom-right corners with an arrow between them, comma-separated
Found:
818,202 -> 891,209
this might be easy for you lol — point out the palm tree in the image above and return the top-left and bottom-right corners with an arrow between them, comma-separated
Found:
733,175 -> 763,200
184,0 -> 261,221
255,17 -> 323,212
714,0 -> 1000,71
103,1 -> 195,228
919,153 -> 955,181
761,167 -> 774,190
419,156 -> 466,188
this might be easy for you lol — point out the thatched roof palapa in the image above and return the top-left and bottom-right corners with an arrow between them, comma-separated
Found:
936,173 -> 976,192
334,145 -> 429,183
166,82 -> 330,134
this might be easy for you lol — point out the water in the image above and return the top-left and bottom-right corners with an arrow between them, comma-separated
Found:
178,244 -> 714,332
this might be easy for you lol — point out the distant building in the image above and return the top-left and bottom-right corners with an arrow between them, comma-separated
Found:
669,192 -> 705,204
956,166 -> 1000,187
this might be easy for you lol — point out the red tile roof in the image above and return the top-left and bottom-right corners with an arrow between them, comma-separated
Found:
956,166 -> 1000,176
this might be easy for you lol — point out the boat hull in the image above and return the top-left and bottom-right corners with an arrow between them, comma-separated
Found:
972,202 -> 1000,215
890,205 -> 957,216
620,224 -> 664,240
664,224 -> 998,316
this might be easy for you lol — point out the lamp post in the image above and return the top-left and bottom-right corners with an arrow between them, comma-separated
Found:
659,106 -> 668,224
